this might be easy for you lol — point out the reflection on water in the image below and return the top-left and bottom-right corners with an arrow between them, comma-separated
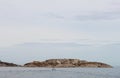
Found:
0,67 -> 120,78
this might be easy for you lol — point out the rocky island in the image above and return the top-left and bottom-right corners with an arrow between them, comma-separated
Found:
0,59 -> 112,68
24,59 -> 112,68
0,60 -> 19,67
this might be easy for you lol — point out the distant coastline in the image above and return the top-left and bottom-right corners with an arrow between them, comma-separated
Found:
0,59 -> 112,68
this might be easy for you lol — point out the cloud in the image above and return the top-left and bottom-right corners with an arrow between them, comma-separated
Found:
1,0 -> 120,23
42,13 -> 65,19
0,26 -> 92,47
74,11 -> 120,21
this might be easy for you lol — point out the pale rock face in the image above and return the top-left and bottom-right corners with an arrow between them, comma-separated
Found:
56,60 -> 61,64
71,59 -> 80,64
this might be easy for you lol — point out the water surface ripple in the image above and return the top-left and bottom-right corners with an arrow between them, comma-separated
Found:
0,67 -> 119,78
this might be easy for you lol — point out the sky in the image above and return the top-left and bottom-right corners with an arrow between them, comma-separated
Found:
0,0 -> 120,66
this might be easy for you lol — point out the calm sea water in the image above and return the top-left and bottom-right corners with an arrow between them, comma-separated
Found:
0,67 -> 120,78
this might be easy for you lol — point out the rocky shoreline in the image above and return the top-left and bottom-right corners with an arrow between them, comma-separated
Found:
0,60 -> 19,67
0,59 -> 112,68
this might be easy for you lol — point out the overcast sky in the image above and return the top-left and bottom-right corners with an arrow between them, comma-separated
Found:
0,0 -> 120,66
0,0 -> 120,47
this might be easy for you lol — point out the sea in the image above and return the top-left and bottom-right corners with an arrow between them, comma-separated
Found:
0,67 -> 120,78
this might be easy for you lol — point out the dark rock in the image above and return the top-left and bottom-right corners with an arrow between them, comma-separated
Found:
0,60 -> 19,67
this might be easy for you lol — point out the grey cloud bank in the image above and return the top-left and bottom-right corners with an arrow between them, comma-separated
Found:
75,11 -> 120,20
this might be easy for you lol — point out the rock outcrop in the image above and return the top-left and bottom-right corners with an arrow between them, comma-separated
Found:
78,62 -> 112,68
24,59 -> 112,68
0,60 -> 19,67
